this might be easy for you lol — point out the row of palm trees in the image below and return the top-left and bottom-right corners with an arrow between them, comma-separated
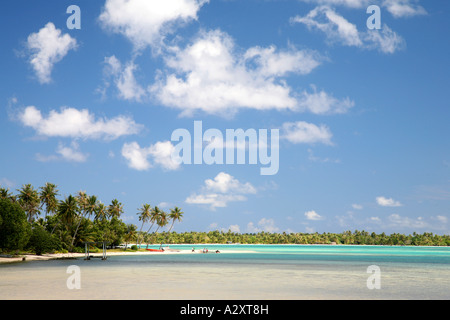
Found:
136,204 -> 183,247
0,183 -> 124,223
0,183 -> 184,251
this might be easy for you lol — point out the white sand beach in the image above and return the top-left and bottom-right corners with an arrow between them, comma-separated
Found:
0,247 -> 246,264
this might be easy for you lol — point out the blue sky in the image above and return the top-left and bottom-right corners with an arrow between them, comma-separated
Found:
1,0 -> 449,235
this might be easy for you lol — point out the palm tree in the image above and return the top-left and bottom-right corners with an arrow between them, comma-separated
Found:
144,206 -> 160,248
145,206 -> 160,234
76,191 -> 88,214
17,184 -> 41,222
108,199 -> 123,219
0,187 -> 16,202
136,204 -> 152,247
123,224 -> 136,251
56,195 -> 79,230
39,183 -> 59,217
72,193 -> 98,249
85,195 -> 99,219
153,210 -> 168,244
168,207 -> 183,233
95,202 -> 109,221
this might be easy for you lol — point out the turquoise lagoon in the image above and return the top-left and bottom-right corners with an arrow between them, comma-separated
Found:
1,245 -> 449,299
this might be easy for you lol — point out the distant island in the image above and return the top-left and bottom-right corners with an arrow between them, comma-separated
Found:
1,182 -> 449,257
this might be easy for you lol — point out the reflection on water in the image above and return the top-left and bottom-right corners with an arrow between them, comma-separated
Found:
1,245 -> 449,299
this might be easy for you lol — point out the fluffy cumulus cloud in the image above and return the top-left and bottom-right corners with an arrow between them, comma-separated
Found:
305,210 -> 324,220
376,196 -> 402,207
19,106 -> 142,140
99,0 -> 209,50
150,29 -> 325,116
291,6 -> 405,54
121,141 -> 181,171
281,121 -> 333,145
186,172 -> 257,210
26,22 -> 77,84
97,1 -> 354,117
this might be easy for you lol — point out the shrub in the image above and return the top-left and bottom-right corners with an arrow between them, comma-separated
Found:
27,225 -> 61,255
0,198 -> 31,251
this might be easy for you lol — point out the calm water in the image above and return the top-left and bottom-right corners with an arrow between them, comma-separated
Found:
1,245 -> 449,300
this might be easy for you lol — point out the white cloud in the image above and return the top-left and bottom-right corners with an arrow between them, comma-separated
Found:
19,106 -> 142,140
36,141 -> 88,163
56,142 -> 88,162
291,6 -> 405,54
204,172 -> 257,194
376,196 -> 402,207
352,203 -> 363,210
150,29 -> 323,116
121,142 -> 151,170
121,141 -> 181,171
305,210 -> 324,220
158,202 -> 172,209
98,0 -> 209,50
298,86 -> 354,114
247,218 -> 279,233
148,141 -> 181,170
102,56 -> 146,102
382,0 -> 427,18
26,22 -> 77,84
185,193 -> 247,210
243,45 -> 322,77
363,24 -> 406,54
298,0 -> 427,18
388,214 -> 427,229
116,62 -> 146,101
186,172 -> 256,210
281,121 -> 333,145
292,6 -> 363,47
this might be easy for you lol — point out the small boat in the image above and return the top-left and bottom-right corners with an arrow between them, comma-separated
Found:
146,248 -> 164,252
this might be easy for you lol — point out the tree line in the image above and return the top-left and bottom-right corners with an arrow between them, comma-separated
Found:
148,230 -> 450,246
0,183 -> 183,255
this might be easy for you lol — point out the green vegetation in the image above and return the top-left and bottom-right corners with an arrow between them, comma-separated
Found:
1,183 -> 449,256
148,230 -> 450,246
0,198 -> 31,251
0,183 -> 182,255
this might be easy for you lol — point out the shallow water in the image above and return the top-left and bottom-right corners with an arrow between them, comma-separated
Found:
1,245 -> 449,299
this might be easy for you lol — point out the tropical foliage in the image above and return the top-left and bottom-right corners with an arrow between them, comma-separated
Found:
0,183 -> 183,254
